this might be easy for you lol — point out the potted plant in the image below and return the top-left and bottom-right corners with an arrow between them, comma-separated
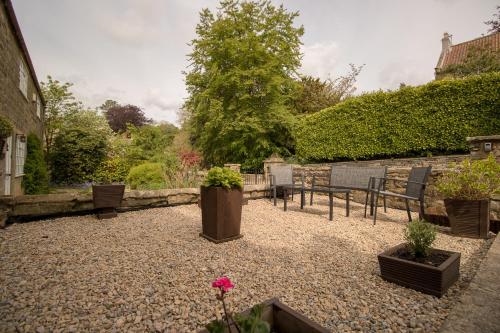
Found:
436,154 -> 500,238
200,167 -> 243,243
0,116 -> 13,159
92,158 -> 127,219
202,276 -> 329,333
378,220 -> 460,297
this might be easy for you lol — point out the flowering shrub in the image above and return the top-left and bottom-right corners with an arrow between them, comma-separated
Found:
180,150 -> 202,168
206,276 -> 269,333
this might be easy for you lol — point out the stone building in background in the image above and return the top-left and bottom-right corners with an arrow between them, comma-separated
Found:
0,0 -> 45,196
434,31 -> 500,79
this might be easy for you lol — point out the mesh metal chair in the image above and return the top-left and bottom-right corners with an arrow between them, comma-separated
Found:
367,166 -> 432,225
268,164 -> 303,206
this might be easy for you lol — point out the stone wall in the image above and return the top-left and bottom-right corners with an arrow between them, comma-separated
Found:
0,185 -> 268,223
289,156 -> 499,223
0,4 -> 44,196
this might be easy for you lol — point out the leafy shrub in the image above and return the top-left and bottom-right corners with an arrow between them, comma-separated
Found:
94,157 -> 129,184
404,220 -> 437,258
295,72 -> 500,161
204,167 -> 243,189
127,162 -> 166,190
0,116 -> 13,138
436,154 -> 500,200
22,133 -> 49,194
50,110 -> 110,184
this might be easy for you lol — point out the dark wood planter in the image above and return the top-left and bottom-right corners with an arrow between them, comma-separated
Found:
200,298 -> 329,333
444,199 -> 490,239
200,186 -> 243,243
378,243 -> 460,297
92,184 -> 125,219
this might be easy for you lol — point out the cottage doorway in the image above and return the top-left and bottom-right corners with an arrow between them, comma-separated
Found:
4,136 -> 12,195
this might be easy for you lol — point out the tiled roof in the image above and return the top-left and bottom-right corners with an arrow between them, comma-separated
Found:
440,32 -> 500,68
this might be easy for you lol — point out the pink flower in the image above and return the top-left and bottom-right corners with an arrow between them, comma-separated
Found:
212,276 -> 234,293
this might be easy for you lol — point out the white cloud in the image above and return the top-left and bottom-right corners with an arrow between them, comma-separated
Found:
378,60 -> 433,90
300,41 -> 340,79
97,0 -> 163,45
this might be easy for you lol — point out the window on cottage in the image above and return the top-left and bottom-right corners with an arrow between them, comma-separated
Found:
36,95 -> 41,118
15,135 -> 26,177
19,61 -> 28,99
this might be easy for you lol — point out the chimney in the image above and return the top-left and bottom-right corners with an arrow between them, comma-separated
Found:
441,32 -> 452,53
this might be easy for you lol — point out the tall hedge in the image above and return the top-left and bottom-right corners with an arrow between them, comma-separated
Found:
295,73 -> 500,161
22,133 -> 49,194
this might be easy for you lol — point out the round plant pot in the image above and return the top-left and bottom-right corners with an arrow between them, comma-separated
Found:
200,186 -> 243,243
444,198 -> 490,239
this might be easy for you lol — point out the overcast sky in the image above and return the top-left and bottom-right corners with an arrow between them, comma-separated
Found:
12,0 -> 498,124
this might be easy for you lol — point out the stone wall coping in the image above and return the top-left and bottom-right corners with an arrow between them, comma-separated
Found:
467,135 -> 500,142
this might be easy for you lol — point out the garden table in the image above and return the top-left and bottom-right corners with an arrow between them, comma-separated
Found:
283,185 -> 350,221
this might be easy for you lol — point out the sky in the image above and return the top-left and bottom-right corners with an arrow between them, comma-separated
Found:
12,0 -> 498,125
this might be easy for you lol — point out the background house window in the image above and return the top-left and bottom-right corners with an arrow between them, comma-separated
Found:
15,135 -> 26,176
19,61 -> 28,99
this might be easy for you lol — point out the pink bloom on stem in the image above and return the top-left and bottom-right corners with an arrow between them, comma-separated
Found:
212,276 -> 234,292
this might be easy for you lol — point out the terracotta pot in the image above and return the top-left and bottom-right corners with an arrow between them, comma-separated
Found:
199,298 -> 329,333
378,243 -> 460,297
444,198 -> 490,239
200,186 -> 243,243
92,184 -> 125,219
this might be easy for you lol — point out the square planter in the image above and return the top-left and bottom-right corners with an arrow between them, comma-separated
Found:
378,243 -> 460,297
445,199 -> 490,239
92,184 -> 125,219
200,298 -> 329,333
200,186 -> 243,243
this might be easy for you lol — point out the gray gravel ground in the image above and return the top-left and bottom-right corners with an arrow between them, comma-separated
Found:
0,197 -> 492,333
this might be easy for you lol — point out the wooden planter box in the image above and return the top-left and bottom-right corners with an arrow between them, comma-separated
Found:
378,243 -> 460,297
92,184 -> 125,219
200,298 -> 329,333
445,199 -> 490,239
200,186 -> 243,243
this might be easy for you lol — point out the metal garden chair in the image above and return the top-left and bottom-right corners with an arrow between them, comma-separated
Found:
268,164 -> 304,206
366,166 -> 432,225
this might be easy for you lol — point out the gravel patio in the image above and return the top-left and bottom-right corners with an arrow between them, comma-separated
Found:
0,197 -> 492,333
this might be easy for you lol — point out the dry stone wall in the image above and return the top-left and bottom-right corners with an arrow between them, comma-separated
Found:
289,155 -> 499,223
0,185 -> 268,223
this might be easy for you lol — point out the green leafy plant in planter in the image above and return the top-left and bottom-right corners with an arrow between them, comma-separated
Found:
404,220 -> 437,258
436,154 -> 500,238
0,116 -> 13,139
0,116 -> 13,159
204,167 -> 243,189
378,220 -> 461,297
200,167 -> 244,243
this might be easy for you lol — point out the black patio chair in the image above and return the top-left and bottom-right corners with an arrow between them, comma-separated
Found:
366,166 -> 432,225
268,164 -> 304,206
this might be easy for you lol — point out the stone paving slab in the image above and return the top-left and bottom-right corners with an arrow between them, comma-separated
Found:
440,234 -> 500,333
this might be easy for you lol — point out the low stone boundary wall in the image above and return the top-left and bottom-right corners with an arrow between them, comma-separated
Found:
0,185 -> 268,224
291,164 -> 499,224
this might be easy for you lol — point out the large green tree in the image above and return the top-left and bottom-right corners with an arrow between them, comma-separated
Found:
293,64 -> 363,114
40,76 -> 81,158
184,0 -> 304,168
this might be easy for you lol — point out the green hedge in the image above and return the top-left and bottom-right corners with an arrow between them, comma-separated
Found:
294,73 -> 500,161
22,133 -> 48,194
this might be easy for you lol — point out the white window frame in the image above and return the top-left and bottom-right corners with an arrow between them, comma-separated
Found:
19,60 -> 28,99
15,135 -> 26,177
